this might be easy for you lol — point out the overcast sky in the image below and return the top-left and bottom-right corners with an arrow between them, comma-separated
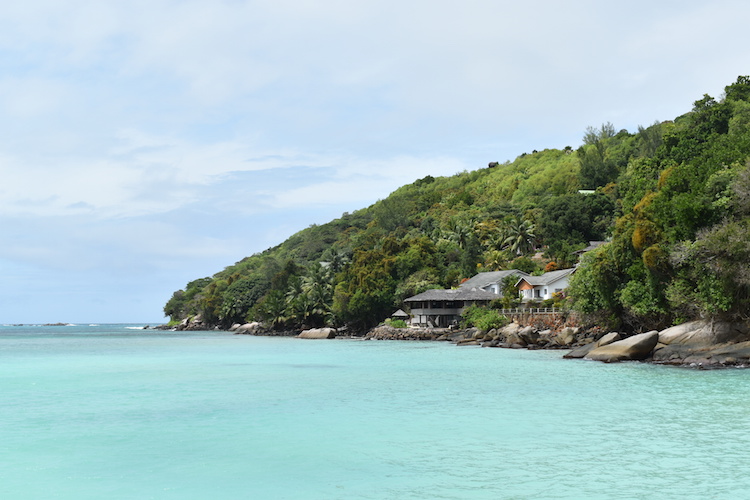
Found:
2,0 -> 749,323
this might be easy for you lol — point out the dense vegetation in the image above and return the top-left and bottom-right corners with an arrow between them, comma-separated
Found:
165,76 -> 750,333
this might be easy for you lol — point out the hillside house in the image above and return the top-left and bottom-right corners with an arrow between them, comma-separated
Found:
516,268 -> 576,303
403,269 -> 528,327
403,288 -> 500,328
458,269 -> 529,294
572,241 -> 606,261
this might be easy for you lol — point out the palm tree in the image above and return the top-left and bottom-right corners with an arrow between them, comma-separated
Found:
300,263 -> 334,326
261,290 -> 287,328
446,219 -> 475,250
483,249 -> 508,271
502,217 -> 537,256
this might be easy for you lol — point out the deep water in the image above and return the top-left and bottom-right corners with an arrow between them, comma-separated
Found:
2,324 -> 749,499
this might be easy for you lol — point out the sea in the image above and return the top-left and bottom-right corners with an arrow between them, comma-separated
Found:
2,324 -> 749,500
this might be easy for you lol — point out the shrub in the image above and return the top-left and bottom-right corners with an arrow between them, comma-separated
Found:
462,305 -> 509,331
384,318 -> 408,328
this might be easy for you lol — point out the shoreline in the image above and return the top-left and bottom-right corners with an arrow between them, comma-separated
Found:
157,317 -> 750,369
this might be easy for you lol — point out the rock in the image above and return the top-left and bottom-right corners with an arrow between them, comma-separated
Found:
457,339 -> 480,346
297,327 -> 337,339
659,320 -> 750,346
505,331 -> 527,347
229,323 -> 242,332
235,322 -> 264,335
564,343 -> 596,359
500,322 -> 521,336
651,320 -> 750,366
557,327 -> 578,346
563,332 -> 621,359
518,326 -> 539,345
707,341 -> 750,365
586,331 -> 659,362
597,332 -> 622,347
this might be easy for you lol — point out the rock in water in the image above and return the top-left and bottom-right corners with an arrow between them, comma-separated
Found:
564,332 -> 622,359
586,331 -> 659,362
298,328 -> 336,339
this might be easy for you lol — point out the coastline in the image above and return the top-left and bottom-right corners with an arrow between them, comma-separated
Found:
160,315 -> 750,369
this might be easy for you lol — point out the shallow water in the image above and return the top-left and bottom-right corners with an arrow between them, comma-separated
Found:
1,325 -> 749,499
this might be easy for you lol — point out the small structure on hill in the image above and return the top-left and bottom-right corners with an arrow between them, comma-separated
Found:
572,241 -> 607,261
391,309 -> 410,320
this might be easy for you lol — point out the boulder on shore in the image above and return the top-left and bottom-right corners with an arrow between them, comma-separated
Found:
652,320 -> 750,366
235,322 -> 265,335
298,327 -> 337,339
586,331 -> 659,363
564,332 -> 622,359
555,327 -> 579,346
658,320 -> 750,346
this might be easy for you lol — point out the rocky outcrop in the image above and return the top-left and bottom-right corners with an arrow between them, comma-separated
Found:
234,322 -> 266,335
170,314 -> 218,331
365,325 -> 461,341
651,320 -> 750,367
585,331 -> 659,362
559,320 -> 750,367
298,327 -> 337,339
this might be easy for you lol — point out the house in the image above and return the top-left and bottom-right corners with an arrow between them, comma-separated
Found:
458,269 -> 529,294
404,288 -> 500,328
403,269 -> 528,327
516,268 -> 576,303
572,241 -> 606,261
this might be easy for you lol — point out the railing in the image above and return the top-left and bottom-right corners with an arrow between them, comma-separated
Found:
499,307 -> 562,315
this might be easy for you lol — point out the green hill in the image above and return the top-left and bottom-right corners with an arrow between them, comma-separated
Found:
164,76 -> 750,333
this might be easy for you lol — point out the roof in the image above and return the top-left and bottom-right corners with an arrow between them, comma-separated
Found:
458,269 -> 529,290
404,288 -> 500,302
516,268 -> 576,287
572,241 -> 607,255
391,309 -> 409,318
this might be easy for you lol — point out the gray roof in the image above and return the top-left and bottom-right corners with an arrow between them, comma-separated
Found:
572,241 -> 607,255
516,268 -> 576,287
404,288 -> 500,302
458,269 -> 529,290
391,309 -> 410,318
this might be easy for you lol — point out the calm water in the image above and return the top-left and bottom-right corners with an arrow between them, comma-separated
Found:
1,324 -> 749,499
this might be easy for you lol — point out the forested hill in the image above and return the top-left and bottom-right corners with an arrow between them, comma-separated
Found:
164,76 -> 750,333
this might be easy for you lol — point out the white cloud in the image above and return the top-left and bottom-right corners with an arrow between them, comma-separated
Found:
2,0 -> 750,321
253,154 -> 467,210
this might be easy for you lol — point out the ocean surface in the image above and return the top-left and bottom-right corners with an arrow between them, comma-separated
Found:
2,324 -> 749,499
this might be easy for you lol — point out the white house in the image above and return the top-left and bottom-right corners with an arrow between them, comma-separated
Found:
516,268 -> 576,303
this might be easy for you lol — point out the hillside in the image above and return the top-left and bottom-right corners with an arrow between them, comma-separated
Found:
164,76 -> 750,333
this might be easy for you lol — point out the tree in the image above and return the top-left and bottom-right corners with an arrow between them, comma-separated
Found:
501,216 -> 536,256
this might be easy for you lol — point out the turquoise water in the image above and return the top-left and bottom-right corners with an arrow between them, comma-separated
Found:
2,325 -> 750,499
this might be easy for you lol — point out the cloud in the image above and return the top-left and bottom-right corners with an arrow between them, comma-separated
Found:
2,0 -> 750,321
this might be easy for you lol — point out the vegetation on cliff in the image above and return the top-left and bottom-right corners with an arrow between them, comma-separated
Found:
165,76 -> 750,333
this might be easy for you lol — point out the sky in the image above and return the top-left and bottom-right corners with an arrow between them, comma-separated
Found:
2,0 -> 750,323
